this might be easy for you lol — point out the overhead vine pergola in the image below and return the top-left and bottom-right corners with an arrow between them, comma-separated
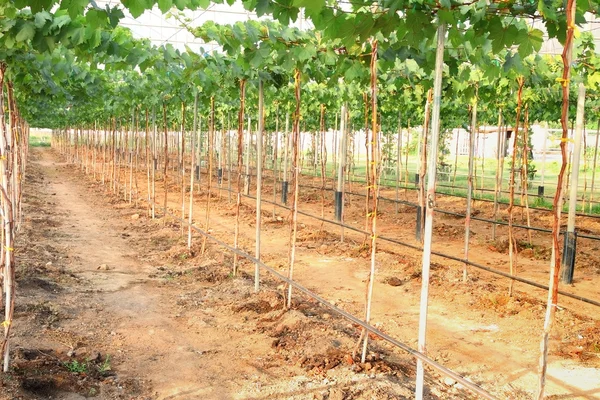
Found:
2,0 -> 600,398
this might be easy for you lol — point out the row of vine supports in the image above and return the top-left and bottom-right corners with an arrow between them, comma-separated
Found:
40,27 -> 592,396
0,63 -> 30,373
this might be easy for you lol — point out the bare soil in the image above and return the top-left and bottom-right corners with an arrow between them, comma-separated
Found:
2,148 -> 599,399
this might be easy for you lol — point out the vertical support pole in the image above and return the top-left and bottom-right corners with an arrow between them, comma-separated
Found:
227,113 -> 232,203
416,89 -> 433,242
492,110 -> 503,240
255,79 -> 264,293
335,104 -> 347,222
244,116 -> 252,195
151,106 -> 157,219
282,114 -> 290,204
395,111 -> 402,214
273,106 -> 279,216
561,83 -> 585,284
415,22 -> 446,400
539,123 -> 548,198
463,91 -> 477,281
195,116 -> 202,188
588,120 -> 599,213
188,93 -> 198,248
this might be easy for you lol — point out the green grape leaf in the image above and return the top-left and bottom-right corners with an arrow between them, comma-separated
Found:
50,14 -> 72,30
69,26 -> 86,45
107,7 -> 125,27
538,0 -> 557,20
517,28 -> 543,58
158,0 -> 173,13
86,8 -> 108,28
61,0 -> 90,19
503,52 -> 523,73
256,0 -> 270,17
437,10 -> 455,24
16,22 -> 36,42
490,22 -> 520,54
174,0 -> 188,10
34,11 -> 52,28
296,43 -> 316,62
29,0 -> 54,13
4,35 -> 15,49
344,62 -> 364,82
292,0 -> 325,11
122,0 -> 150,18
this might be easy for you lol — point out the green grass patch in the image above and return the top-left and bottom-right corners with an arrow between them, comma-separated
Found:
29,130 -> 51,147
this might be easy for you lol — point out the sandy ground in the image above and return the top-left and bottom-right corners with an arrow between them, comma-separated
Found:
1,147 -> 599,399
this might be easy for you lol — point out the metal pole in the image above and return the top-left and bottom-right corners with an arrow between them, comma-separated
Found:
492,109 -> 503,240
244,116 -> 251,195
540,123 -> 548,192
416,22 -> 446,400
561,83 -> 585,284
282,114 -> 290,204
335,104 -> 347,222
588,120 -> 600,213
396,110 -> 402,214
188,93 -> 198,248
255,79 -> 264,292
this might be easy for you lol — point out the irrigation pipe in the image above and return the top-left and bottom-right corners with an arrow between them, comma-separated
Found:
223,187 -> 600,309
297,182 -> 600,241
109,159 -> 600,304
115,166 -> 600,310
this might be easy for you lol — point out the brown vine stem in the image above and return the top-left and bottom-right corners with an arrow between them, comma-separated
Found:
286,69 -> 301,309
180,102 -> 186,236
201,97 -> 215,255
162,103 -> 168,226
507,76 -> 524,297
522,105 -> 533,245
361,39 -> 379,363
537,0 -> 576,396
319,103 -> 326,229
233,80 -> 246,276
363,91 -> 370,244
418,89 -> 433,243
146,109 -> 151,217
188,94 -> 198,249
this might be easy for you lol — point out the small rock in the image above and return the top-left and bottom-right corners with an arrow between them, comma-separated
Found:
322,313 -> 331,320
319,244 -> 328,251
443,377 -> 456,386
131,214 -> 140,220
45,261 -> 53,267
386,277 -> 404,287
363,362 -> 372,371
76,347 -> 88,356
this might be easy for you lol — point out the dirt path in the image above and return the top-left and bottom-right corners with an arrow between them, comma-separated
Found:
3,149 -> 465,399
8,148 -> 278,399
